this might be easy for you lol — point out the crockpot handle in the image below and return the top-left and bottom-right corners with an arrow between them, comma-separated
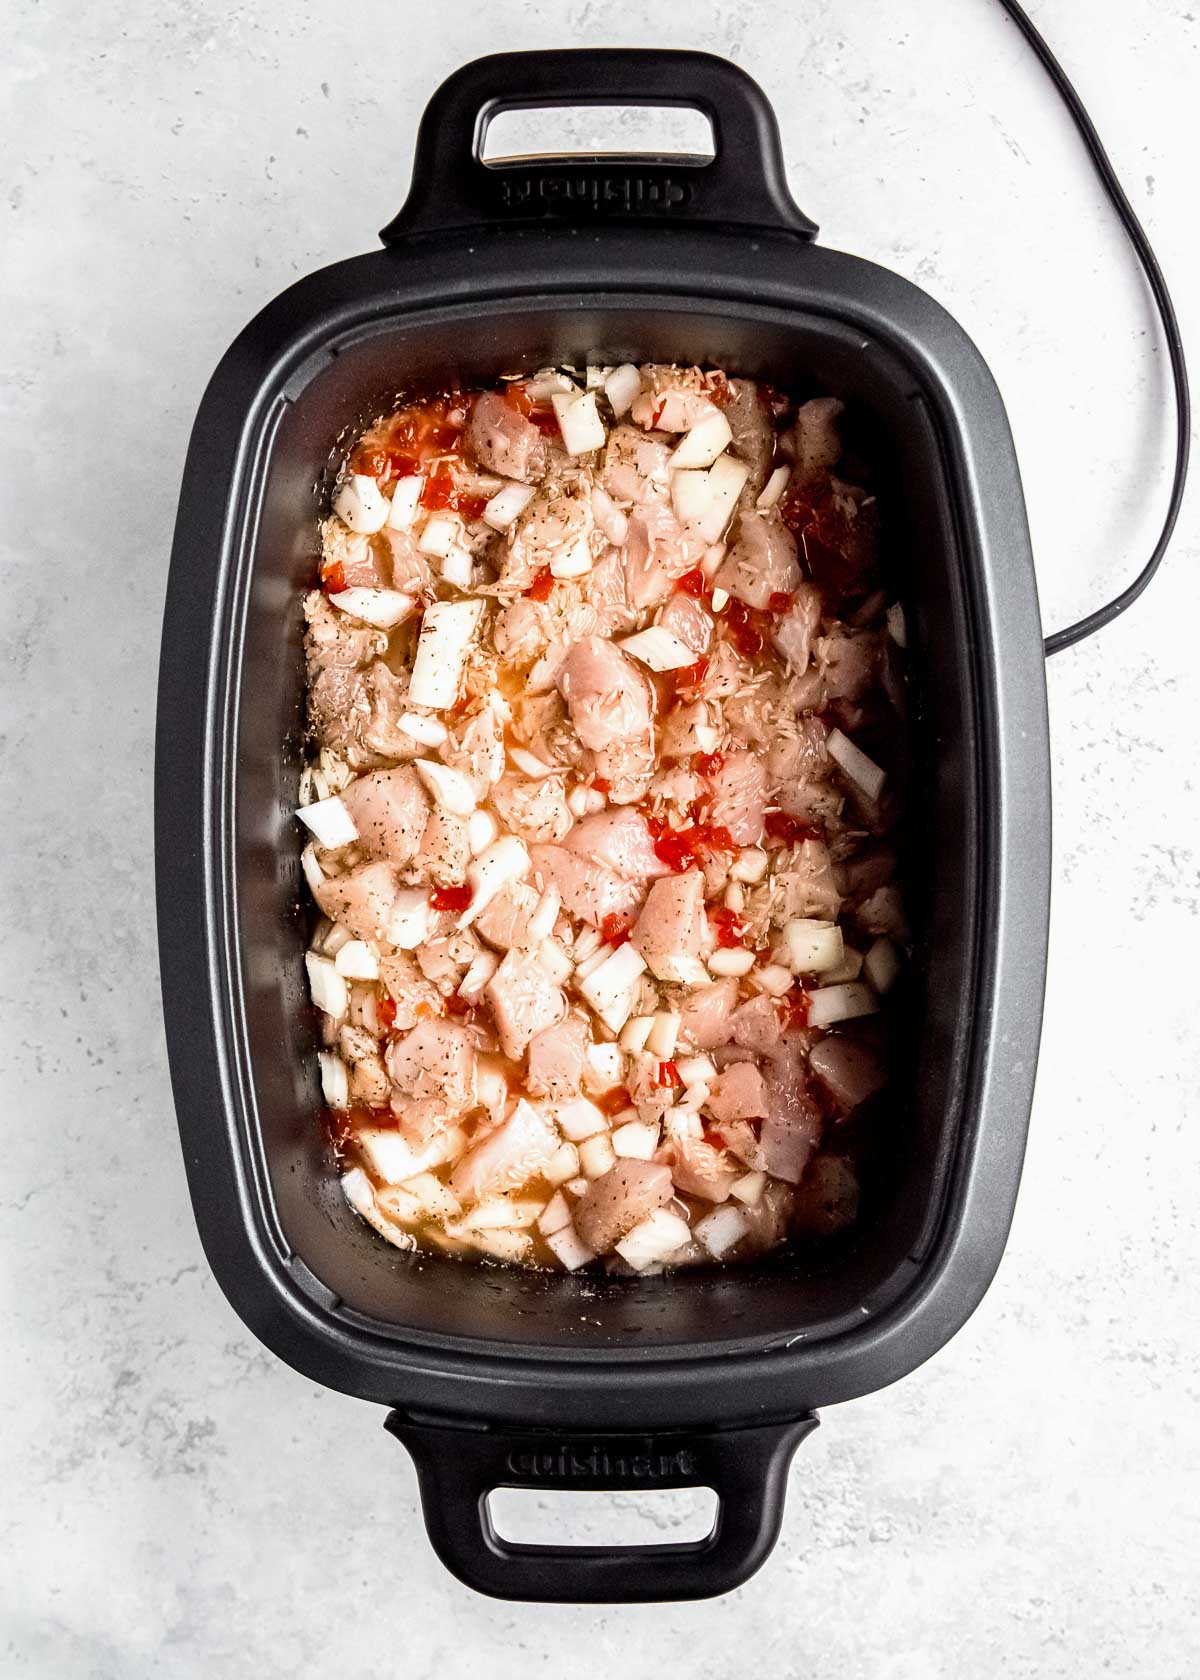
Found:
386,1410 -> 817,1602
381,49 -> 817,242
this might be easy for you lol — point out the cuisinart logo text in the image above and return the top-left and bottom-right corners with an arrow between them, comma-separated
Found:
497,172 -> 692,214
506,1443 -> 699,1481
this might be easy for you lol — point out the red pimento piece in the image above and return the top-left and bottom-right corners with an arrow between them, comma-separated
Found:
768,591 -> 793,614
646,815 -> 736,873
764,810 -> 819,846
693,750 -> 726,778
655,1060 -> 683,1089
420,466 -> 458,511
388,450 -> 421,478
725,598 -> 764,658
591,776 -> 612,796
673,656 -> 710,692
457,492 -> 490,522
597,1085 -> 634,1118
678,568 -> 709,600
430,883 -> 472,913
651,398 -> 667,427
707,907 -> 745,948
376,994 -> 397,1034
599,912 -> 630,946
695,824 -> 735,858
320,559 -> 346,594
527,567 -> 555,602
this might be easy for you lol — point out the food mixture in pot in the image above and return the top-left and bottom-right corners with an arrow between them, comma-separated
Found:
298,362 -> 909,1273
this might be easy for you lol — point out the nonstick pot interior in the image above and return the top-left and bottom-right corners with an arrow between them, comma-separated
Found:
230,296 -> 981,1356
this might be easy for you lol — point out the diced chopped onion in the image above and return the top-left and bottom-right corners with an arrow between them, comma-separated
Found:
573,927 -> 603,965
820,945 -> 864,984
647,950 -> 710,987
671,468 -> 716,528
590,485 -> 628,546
582,1041 -> 624,1093
693,1205 -> 749,1258
475,1060 -> 508,1120
556,1096 -> 608,1142
509,746 -> 559,779
551,390 -> 607,456
753,962 -> 794,997
646,1012 -> 680,1059
584,787 -> 608,814
387,475 -> 424,531
334,939 -> 379,980
611,1120 -> 661,1160
546,1223 -> 594,1271
417,512 -> 467,558
397,712 -> 448,747
388,889 -> 432,950
459,949 -> 499,1003
318,1050 -> 349,1108
409,598 -> 485,710
707,947 -> 755,978
466,809 -> 499,856
619,1014 -> 656,1054
538,1190 -> 574,1235
575,941 -> 617,983
730,1170 -> 766,1206
603,363 -> 642,418
669,410 -> 733,470
300,843 -> 325,896
305,952 -> 348,1018
396,1173 -> 461,1222
316,920 -> 351,957
483,480 -> 537,533
675,1054 -> 716,1087
357,1125 -> 456,1183
440,546 -> 474,591
618,626 -> 698,672
466,1228 -> 533,1262
525,369 -> 577,400
826,727 -> 887,803
296,794 -> 359,850
710,587 -> 729,612
414,757 -> 477,816
806,981 -> 880,1029
756,464 -> 792,509
543,1141 -> 580,1187
334,473 -> 390,534
701,541 -> 727,579
328,587 -> 416,628
458,1194 -> 544,1233
864,936 -> 902,995
528,883 -> 561,944
341,1166 -> 376,1218
577,1132 -> 616,1179
723,881 -> 745,913
577,942 -> 648,1033
673,455 -> 750,545
886,602 -> 907,647
548,532 -> 596,580
566,785 -> 591,819
458,835 -> 532,928
585,365 -> 611,390
563,1177 -> 590,1198
779,918 -> 844,975
616,1208 -> 692,1271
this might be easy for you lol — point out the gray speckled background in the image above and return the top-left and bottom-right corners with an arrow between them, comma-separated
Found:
3,1 -> 1198,1673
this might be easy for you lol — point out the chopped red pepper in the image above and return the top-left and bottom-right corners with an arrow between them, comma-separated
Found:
693,750 -> 726,779
597,1085 -> 634,1117
678,568 -> 710,600
646,815 -> 736,873
420,466 -> 458,511
768,591 -> 793,614
725,598 -> 766,658
376,994 -> 397,1033
651,397 -> 667,427
764,810 -> 819,846
591,776 -> 612,796
430,883 -> 472,913
320,558 -> 346,594
672,656 -> 710,692
527,567 -> 555,602
655,1060 -> 683,1089
388,450 -> 421,478
707,906 -> 745,948
599,912 -> 630,946
457,492 -> 490,522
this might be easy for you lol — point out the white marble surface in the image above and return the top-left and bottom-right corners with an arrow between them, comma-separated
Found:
3,0 -> 1198,1672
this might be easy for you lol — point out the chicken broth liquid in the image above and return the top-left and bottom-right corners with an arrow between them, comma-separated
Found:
300,364 -> 908,1273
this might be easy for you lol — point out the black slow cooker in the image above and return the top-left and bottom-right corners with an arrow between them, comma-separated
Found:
156,49 -> 1052,1602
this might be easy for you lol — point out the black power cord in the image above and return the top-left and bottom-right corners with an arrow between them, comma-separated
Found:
993,0 -> 1191,656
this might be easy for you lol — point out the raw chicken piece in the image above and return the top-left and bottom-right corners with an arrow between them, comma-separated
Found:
466,390 -> 548,483
441,702 -> 506,794
574,1160 -> 675,1254
706,1059 -> 769,1122
493,595 -> 554,666
314,861 -> 400,944
319,517 -> 389,589
601,425 -> 673,505
384,1018 -> 475,1110
670,1136 -> 741,1203
657,592 -> 713,657
766,714 -> 828,786
675,978 -> 740,1049
630,870 -> 706,982
501,486 -> 595,591
557,636 -> 653,752
807,1036 -> 888,1112
792,1154 -> 860,1237
308,664 -> 375,765
732,995 -> 783,1052
341,767 -> 429,864
789,397 -> 844,481
484,948 -> 567,1060
757,1045 -> 823,1184
528,845 -> 646,930
818,627 -> 879,703
723,379 -> 775,500
855,883 -> 909,942
704,750 -> 768,846
737,1178 -> 796,1254
361,662 -> 424,763
630,366 -> 721,433
526,1012 -> 590,1101
304,589 -> 387,671
376,949 -> 441,1029
580,546 -> 638,635
449,1098 -> 560,1202
624,503 -> 705,609
416,806 -> 470,886
771,582 -> 823,672
713,511 -> 801,611
415,929 -> 478,991
773,838 -> 841,923
491,773 -> 573,844
563,808 -> 672,881
473,880 -> 540,952
660,701 -> 717,761
835,844 -> 897,899
381,528 -> 436,595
